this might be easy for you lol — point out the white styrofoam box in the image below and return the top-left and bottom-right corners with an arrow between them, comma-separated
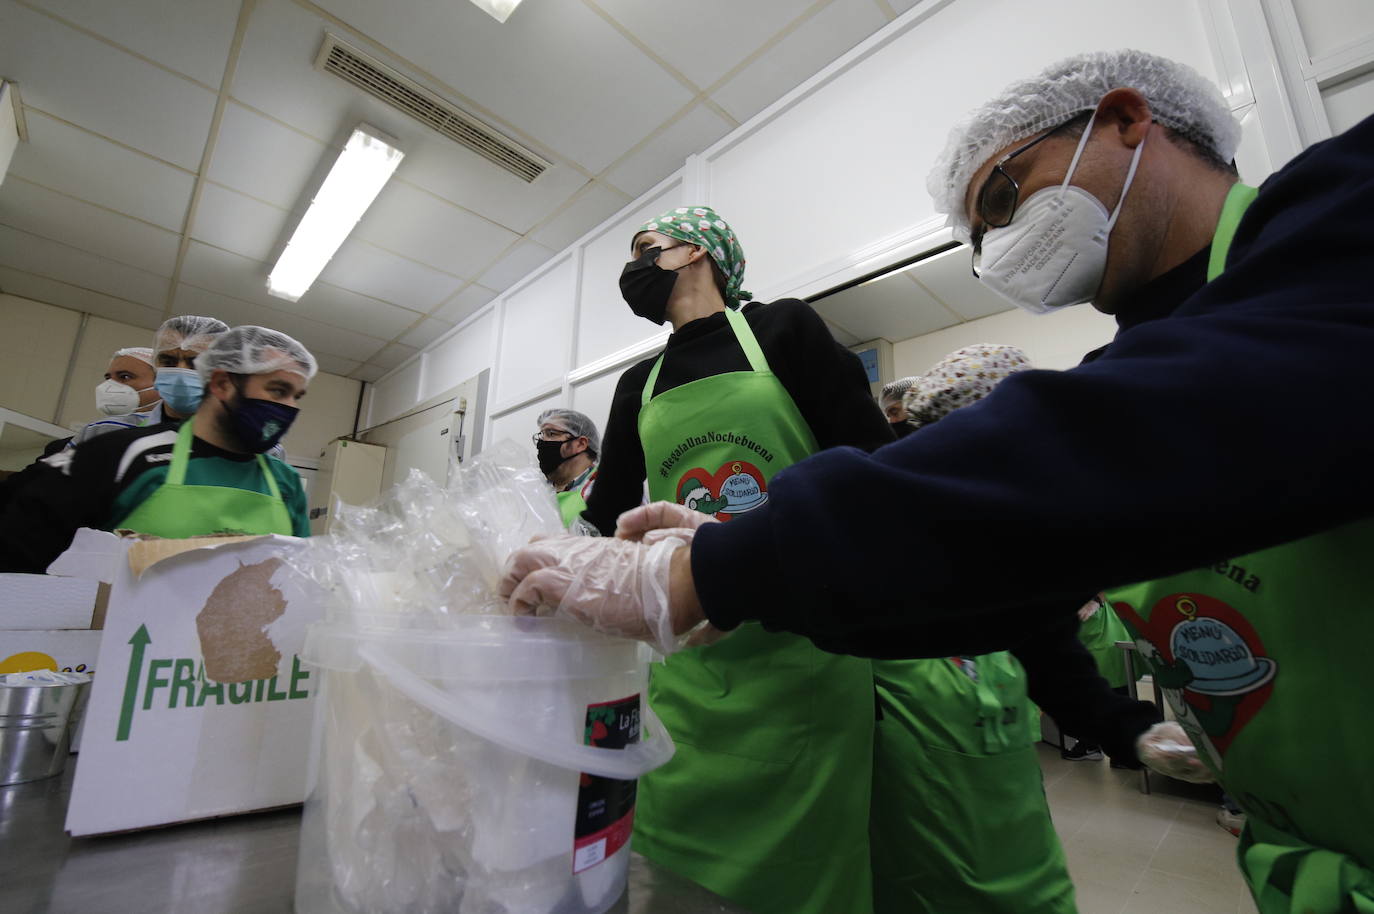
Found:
0,574 -> 100,630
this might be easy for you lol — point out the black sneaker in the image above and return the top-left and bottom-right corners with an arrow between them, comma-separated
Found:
1061,741 -> 1104,761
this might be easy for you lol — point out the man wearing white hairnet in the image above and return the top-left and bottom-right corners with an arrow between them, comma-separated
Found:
150,315 -> 230,421
532,408 -> 600,529
0,327 -> 316,572
500,49 -> 1374,912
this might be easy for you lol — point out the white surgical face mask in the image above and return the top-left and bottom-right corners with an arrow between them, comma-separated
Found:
94,379 -> 150,416
977,109 -> 1146,314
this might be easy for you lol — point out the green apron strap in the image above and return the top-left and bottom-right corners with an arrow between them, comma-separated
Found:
256,454 -> 283,501
165,420 -> 196,486
641,307 -> 772,408
1207,182 -> 1259,282
723,306 -> 771,374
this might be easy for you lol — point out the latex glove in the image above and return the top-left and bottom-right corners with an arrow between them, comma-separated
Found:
1135,721 -> 1216,783
499,535 -> 687,653
615,501 -> 718,542
617,503 -> 726,645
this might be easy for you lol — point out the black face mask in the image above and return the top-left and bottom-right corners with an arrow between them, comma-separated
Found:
890,421 -> 917,439
536,438 -> 571,477
619,245 -> 683,325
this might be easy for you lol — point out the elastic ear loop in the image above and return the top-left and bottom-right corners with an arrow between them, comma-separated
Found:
1058,105 -> 1148,232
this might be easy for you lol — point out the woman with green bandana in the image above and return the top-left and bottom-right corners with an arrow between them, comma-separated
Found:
581,206 -> 892,914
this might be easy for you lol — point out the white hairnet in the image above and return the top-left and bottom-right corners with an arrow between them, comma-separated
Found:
155,315 -> 229,355
537,408 -> 601,455
196,326 -> 318,383
112,347 -> 154,366
903,344 -> 1031,429
880,376 -> 919,405
928,49 -> 1242,238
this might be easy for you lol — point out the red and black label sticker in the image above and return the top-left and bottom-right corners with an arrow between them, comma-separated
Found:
572,693 -> 640,874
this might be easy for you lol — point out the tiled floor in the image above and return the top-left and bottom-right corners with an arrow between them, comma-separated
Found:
1037,744 -> 1260,914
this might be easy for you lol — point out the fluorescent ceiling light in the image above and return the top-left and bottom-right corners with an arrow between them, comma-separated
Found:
468,0 -> 523,22
267,125 -> 404,302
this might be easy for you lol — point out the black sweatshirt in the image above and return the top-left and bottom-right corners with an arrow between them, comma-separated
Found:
692,113 -> 1374,662
581,298 -> 895,535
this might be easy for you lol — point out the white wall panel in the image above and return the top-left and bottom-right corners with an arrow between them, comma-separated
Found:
705,0 -> 1219,298
1290,0 -> 1374,59
891,305 -> 1117,378
488,394 -> 562,458
575,181 -> 681,367
369,357 -> 424,429
494,256 -> 576,404
421,310 -> 496,405
1321,69 -> 1374,134
570,370 -> 625,449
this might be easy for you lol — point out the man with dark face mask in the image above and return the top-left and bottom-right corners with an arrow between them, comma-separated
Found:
532,408 -> 599,529
0,326 -> 316,572
878,376 -> 919,438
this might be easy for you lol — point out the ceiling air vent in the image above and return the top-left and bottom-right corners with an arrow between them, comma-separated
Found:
315,34 -> 549,182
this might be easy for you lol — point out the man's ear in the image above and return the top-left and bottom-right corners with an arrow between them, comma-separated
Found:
1097,87 -> 1153,150
207,370 -> 235,402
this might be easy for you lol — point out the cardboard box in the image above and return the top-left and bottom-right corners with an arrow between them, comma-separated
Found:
0,629 -> 101,674
0,573 -> 103,630
54,530 -> 323,836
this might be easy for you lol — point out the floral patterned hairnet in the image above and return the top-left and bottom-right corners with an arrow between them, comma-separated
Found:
635,205 -> 751,306
903,344 -> 1031,429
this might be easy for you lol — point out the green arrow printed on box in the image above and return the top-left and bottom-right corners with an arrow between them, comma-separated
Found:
117,624 -> 150,742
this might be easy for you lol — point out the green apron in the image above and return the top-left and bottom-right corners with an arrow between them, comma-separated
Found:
872,655 -> 1075,913
116,420 -> 294,537
1108,183 -> 1374,914
632,306 -> 875,914
556,465 -> 596,528
1078,602 -> 1131,689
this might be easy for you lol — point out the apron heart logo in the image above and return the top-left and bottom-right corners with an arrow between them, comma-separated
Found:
675,460 -> 768,521
1113,592 -> 1277,762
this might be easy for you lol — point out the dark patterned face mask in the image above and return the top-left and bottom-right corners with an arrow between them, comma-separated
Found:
227,390 -> 298,454
619,245 -> 684,325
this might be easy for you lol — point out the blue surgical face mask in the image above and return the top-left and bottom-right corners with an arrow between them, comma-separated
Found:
227,391 -> 299,454
154,367 -> 205,416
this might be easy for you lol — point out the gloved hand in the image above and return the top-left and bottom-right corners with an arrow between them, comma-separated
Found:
1135,721 -> 1216,783
615,501 -> 718,543
616,502 -> 726,645
499,534 -> 692,654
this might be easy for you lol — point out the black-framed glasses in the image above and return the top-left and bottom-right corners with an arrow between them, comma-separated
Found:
970,113 -> 1090,277
532,429 -> 574,445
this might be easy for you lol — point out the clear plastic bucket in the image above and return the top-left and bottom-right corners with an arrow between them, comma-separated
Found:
294,615 -> 675,914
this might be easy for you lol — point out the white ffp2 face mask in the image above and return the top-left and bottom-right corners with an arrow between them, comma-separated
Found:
94,379 -> 148,416
977,109 -> 1146,314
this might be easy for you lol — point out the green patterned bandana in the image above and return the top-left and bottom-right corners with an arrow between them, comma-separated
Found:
635,206 -> 752,306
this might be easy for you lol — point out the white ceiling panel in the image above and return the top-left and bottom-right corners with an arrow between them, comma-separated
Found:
351,363 -> 388,383
909,247 -> 1014,322
0,266 -> 164,330
593,0 -> 820,89
0,225 -> 169,308
602,103 -> 734,198
191,182 -> 294,263
530,182 -> 632,253
318,239 -> 464,312
177,241 -> 281,307
291,281 -> 424,341
172,282 -> 388,364
353,182 -> 519,279
0,1 -> 217,170
313,0 -> 694,171
367,342 -> 420,371
0,177 -> 180,276
711,0 -> 887,124
477,240 -> 558,293
8,112 -> 195,231
398,317 -> 452,350
400,151 -> 590,237
207,102 -> 330,209
813,271 -> 960,342
434,283 -> 498,324
312,352 -> 362,377
26,0 -> 241,87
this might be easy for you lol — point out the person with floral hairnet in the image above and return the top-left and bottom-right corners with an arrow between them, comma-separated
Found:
580,205 -> 891,914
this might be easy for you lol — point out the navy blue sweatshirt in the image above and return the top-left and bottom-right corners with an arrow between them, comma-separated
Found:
693,113 -> 1374,658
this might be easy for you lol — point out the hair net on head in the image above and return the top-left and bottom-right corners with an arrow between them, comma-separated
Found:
112,347 -> 155,367
155,315 -> 230,355
927,49 -> 1242,239
880,376 -> 919,406
537,408 -> 601,455
903,344 -> 1031,429
196,326 -> 318,383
